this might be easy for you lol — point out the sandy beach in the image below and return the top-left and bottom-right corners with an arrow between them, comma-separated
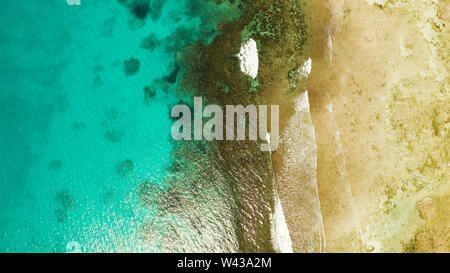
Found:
271,0 -> 449,252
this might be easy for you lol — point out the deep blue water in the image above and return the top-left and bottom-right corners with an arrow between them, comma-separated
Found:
0,0 -> 241,252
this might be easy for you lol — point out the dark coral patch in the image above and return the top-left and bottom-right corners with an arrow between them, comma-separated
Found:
116,159 -> 135,176
55,190 -> 75,211
132,3 -> 150,20
163,65 -> 180,83
93,75 -> 103,86
105,107 -> 119,120
117,0 -> 165,22
101,16 -> 116,37
55,209 -> 67,223
49,160 -> 62,170
140,34 -> 160,51
123,58 -> 140,77
143,86 -> 156,103
148,0 -> 165,21
104,129 -> 123,143
71,122 -> 86,131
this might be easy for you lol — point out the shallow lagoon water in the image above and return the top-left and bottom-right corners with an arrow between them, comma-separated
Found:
0,0 -> 242,252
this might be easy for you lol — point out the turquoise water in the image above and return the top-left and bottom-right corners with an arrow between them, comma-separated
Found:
0,0 -> 241,252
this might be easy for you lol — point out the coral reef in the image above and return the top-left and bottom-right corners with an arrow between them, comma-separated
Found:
123,57 -> 140,77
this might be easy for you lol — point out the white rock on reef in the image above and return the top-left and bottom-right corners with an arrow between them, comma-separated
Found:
299,58 -> 312,78
237,38 -> 259,79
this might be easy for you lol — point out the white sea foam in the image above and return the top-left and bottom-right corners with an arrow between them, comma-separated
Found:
237,38 -> 259,79
271,194 -> 294,253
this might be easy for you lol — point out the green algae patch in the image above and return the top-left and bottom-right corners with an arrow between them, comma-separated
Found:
248,77 -> 260,93
241,0 -> 309,52
241,1 -> 284,42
